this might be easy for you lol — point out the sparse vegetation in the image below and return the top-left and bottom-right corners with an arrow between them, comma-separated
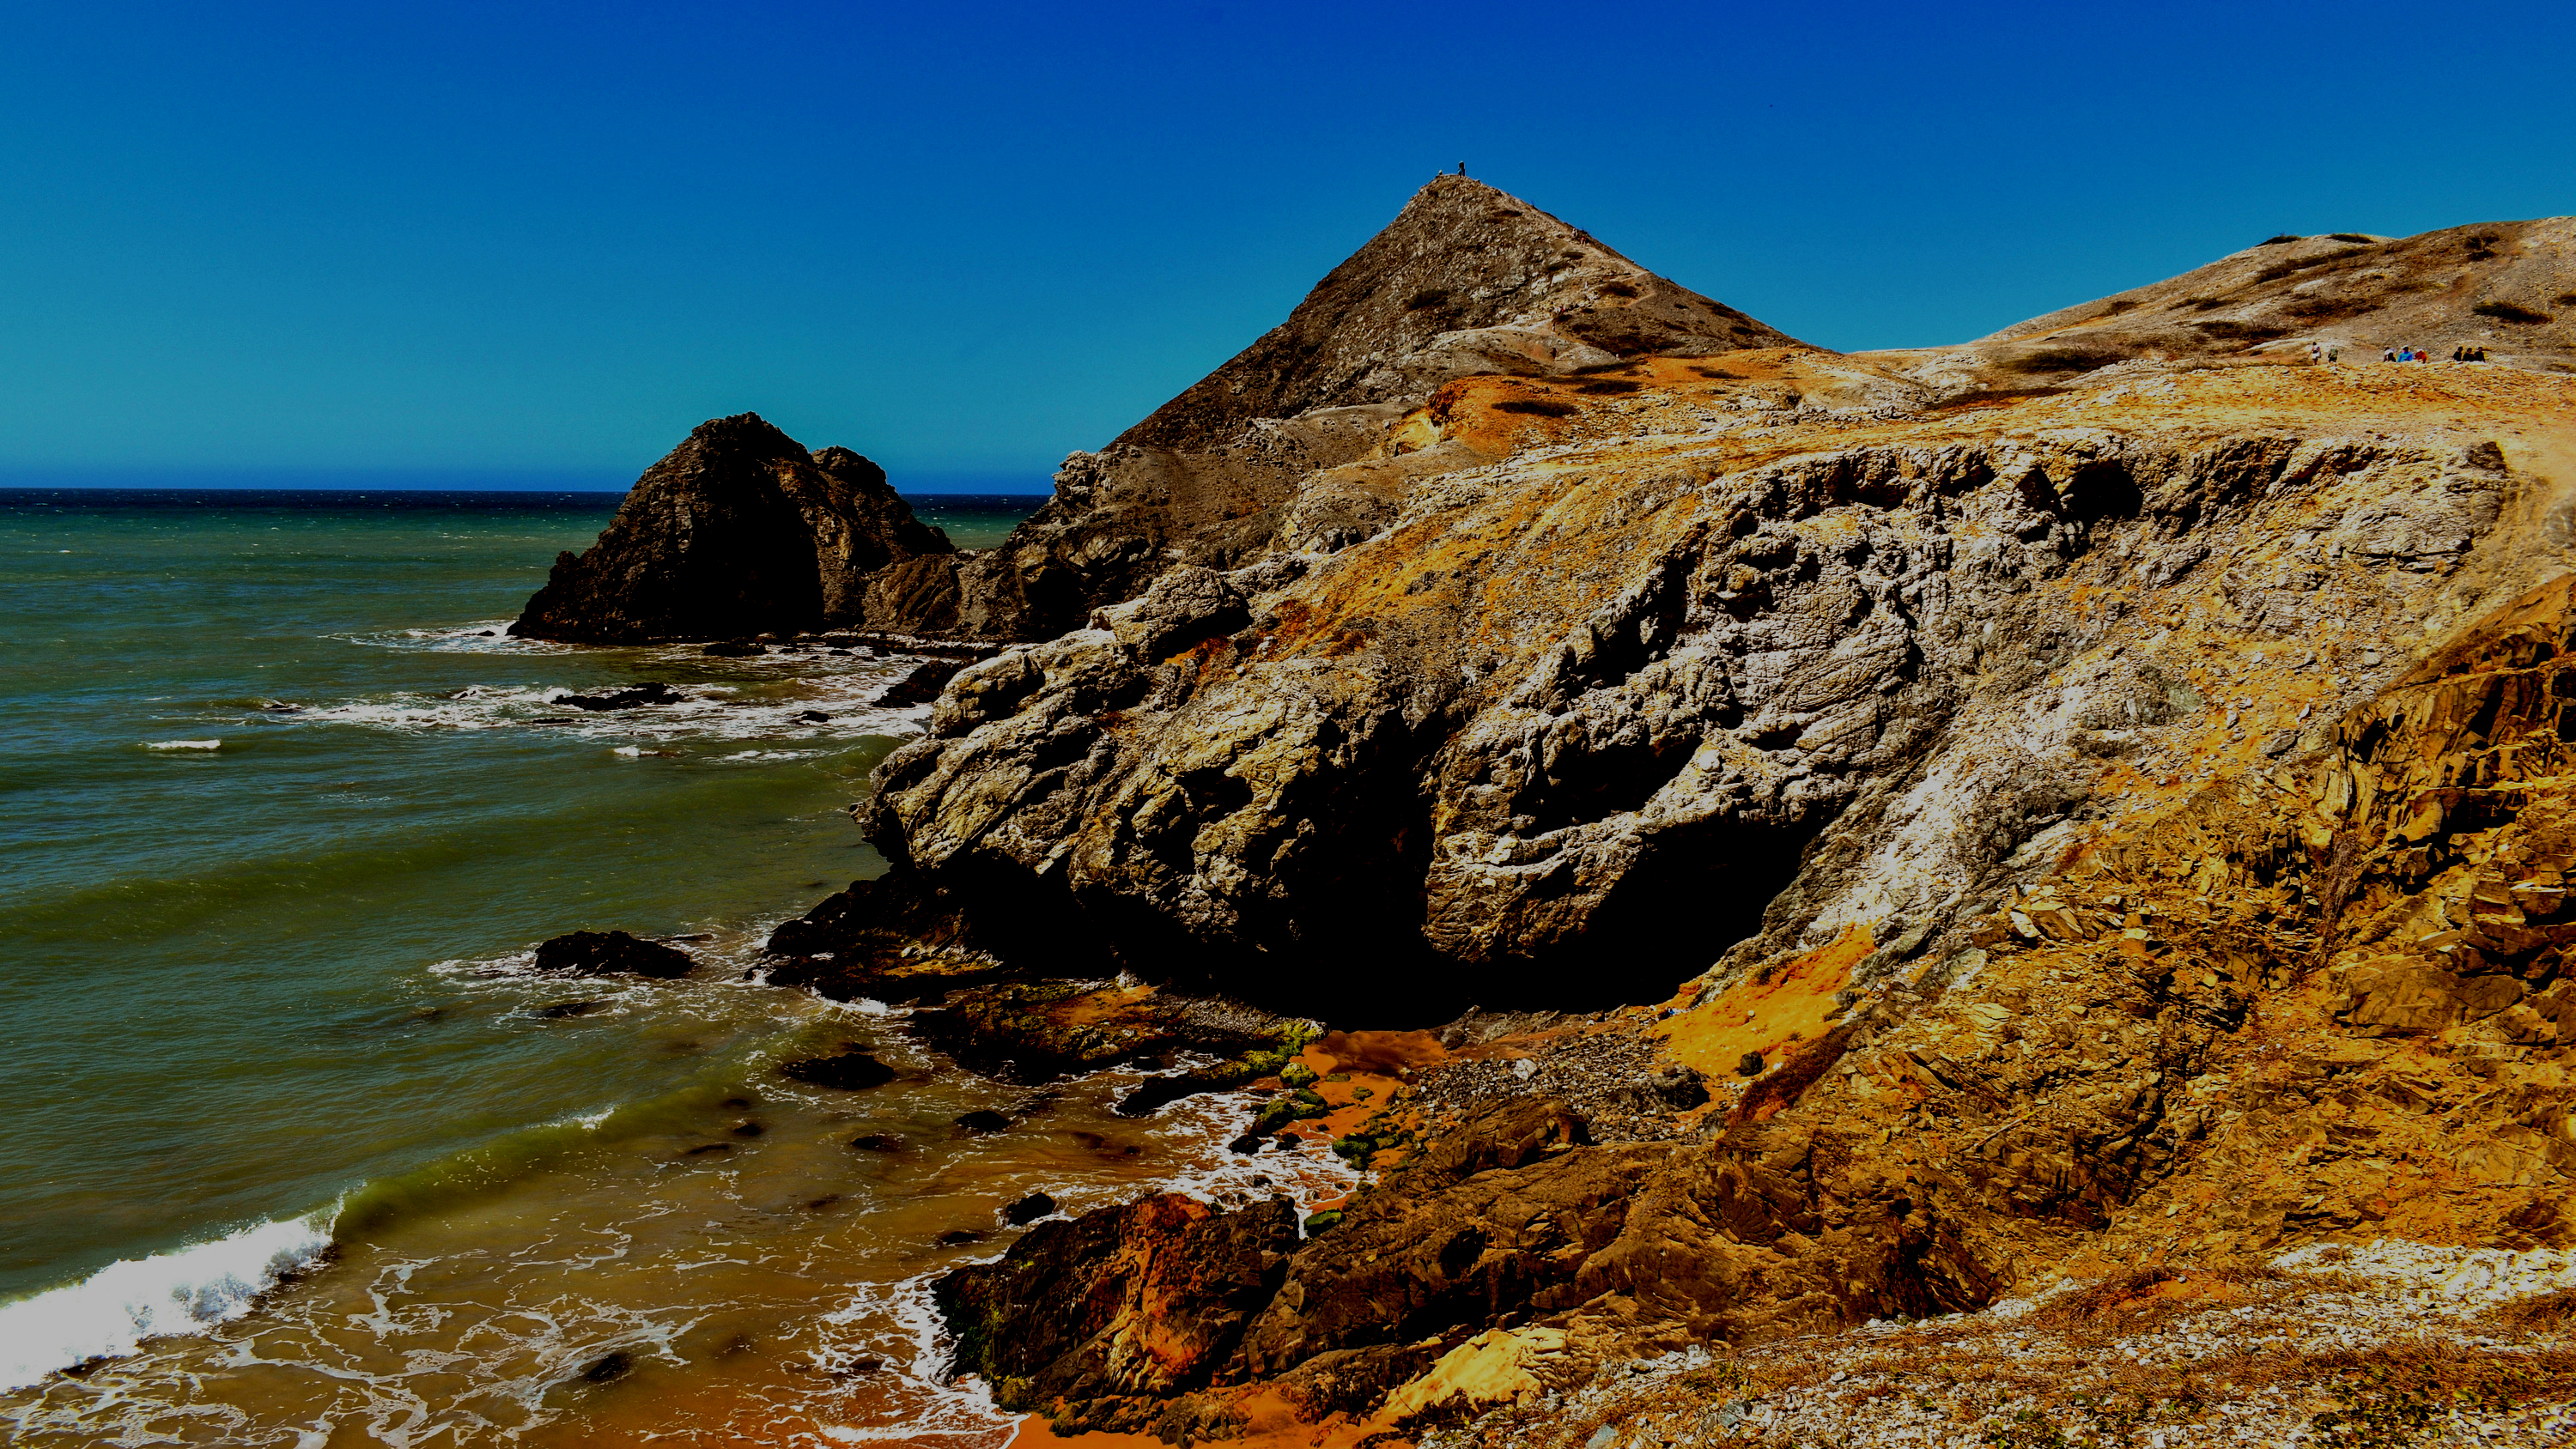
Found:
2191,319 -> 2292,342
2259,234 -> 2302,246
2473,300 -> 2552,324
2004,347 -> 2129,374
1574,379 -> 1642,395
2328,233 -> 2377,243
1933,386 -> 2074,411
1404,288 -> 1452,312
2285,295 -> 2373,322
2255,249 -> 2366,283
1492,397 -> 1579,416
2498,1288 -> 2576,1331
1597,281 -> 1639,299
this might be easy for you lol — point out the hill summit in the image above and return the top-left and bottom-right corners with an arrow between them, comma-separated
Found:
1118,173 -> 1799,453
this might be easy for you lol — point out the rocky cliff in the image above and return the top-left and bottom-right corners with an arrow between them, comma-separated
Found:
864,175 -> 1803,642
510,412 -> 952,642
753,204 -> 2576,1440
856,357 -> 2569,1016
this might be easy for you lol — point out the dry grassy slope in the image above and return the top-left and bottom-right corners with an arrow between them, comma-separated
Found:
1889,217 -> 2576,396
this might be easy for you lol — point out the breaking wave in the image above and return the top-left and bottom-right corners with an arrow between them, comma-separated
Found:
0,1210 -> 336,1392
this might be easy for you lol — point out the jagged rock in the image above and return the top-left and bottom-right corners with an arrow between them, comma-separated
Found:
511,415 -> 952,642
933,1192 -> 1298,1410
874,659 -> 964,707
532,930 -> 693,979
863,176 -> 1801,641
860,402 -> 2521,1009
763,870 -> 970,974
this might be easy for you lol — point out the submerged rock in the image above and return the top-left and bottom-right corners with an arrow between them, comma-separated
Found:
1004,1191 -> 1056,1225
551,682 -> 683,712
778,1049 -> 896,1090
532,930 -> 693,979
510,415 -> 952,643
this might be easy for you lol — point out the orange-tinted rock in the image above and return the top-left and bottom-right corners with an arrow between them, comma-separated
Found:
933,1192 -> 1297,1411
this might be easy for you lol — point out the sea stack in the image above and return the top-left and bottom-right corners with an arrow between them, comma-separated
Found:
509,413 -> 952,643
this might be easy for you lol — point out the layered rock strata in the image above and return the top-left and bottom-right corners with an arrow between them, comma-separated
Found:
861,361 -> 2570,1013
512,413 -> 951,642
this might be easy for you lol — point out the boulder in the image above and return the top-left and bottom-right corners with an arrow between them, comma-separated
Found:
511,415 -> 953,643
874,659 -> 964,707
532,930 -> 693,979
933,1192 -> 1298,1408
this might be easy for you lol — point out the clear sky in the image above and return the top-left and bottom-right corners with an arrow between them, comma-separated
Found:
4,2 -> 2570,493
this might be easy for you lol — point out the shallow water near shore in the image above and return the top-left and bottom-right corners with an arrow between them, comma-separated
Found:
0,488 -> 1362,1444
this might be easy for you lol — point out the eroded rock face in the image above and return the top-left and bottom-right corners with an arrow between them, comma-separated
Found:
511,414 -> 951,642
863,363 -> 2546,1010
867,176 -> 1801,640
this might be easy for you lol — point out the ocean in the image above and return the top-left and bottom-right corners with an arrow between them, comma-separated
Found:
0,489 -> 1352,1446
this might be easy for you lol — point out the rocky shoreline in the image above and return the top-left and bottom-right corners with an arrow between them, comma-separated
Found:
501,177 -> 2576,1443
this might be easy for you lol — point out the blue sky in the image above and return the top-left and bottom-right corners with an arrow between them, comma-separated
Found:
4,2 -> 2569,493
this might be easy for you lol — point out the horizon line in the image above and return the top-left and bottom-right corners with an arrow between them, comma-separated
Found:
0,467 -> 1059,496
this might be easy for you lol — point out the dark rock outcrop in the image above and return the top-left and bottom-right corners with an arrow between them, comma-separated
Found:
933,1192 -> 1298,1414
532,930 -> 694,979
865,176 -> 1802,641
551,682 -> 683,711
511,414 -> 951,643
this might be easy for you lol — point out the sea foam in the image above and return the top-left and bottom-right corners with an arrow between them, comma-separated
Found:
142,738 -> 222,750
0,1209 -> 335,1391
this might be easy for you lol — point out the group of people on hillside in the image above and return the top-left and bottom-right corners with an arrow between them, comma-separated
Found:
2376,344 -> 2490,362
